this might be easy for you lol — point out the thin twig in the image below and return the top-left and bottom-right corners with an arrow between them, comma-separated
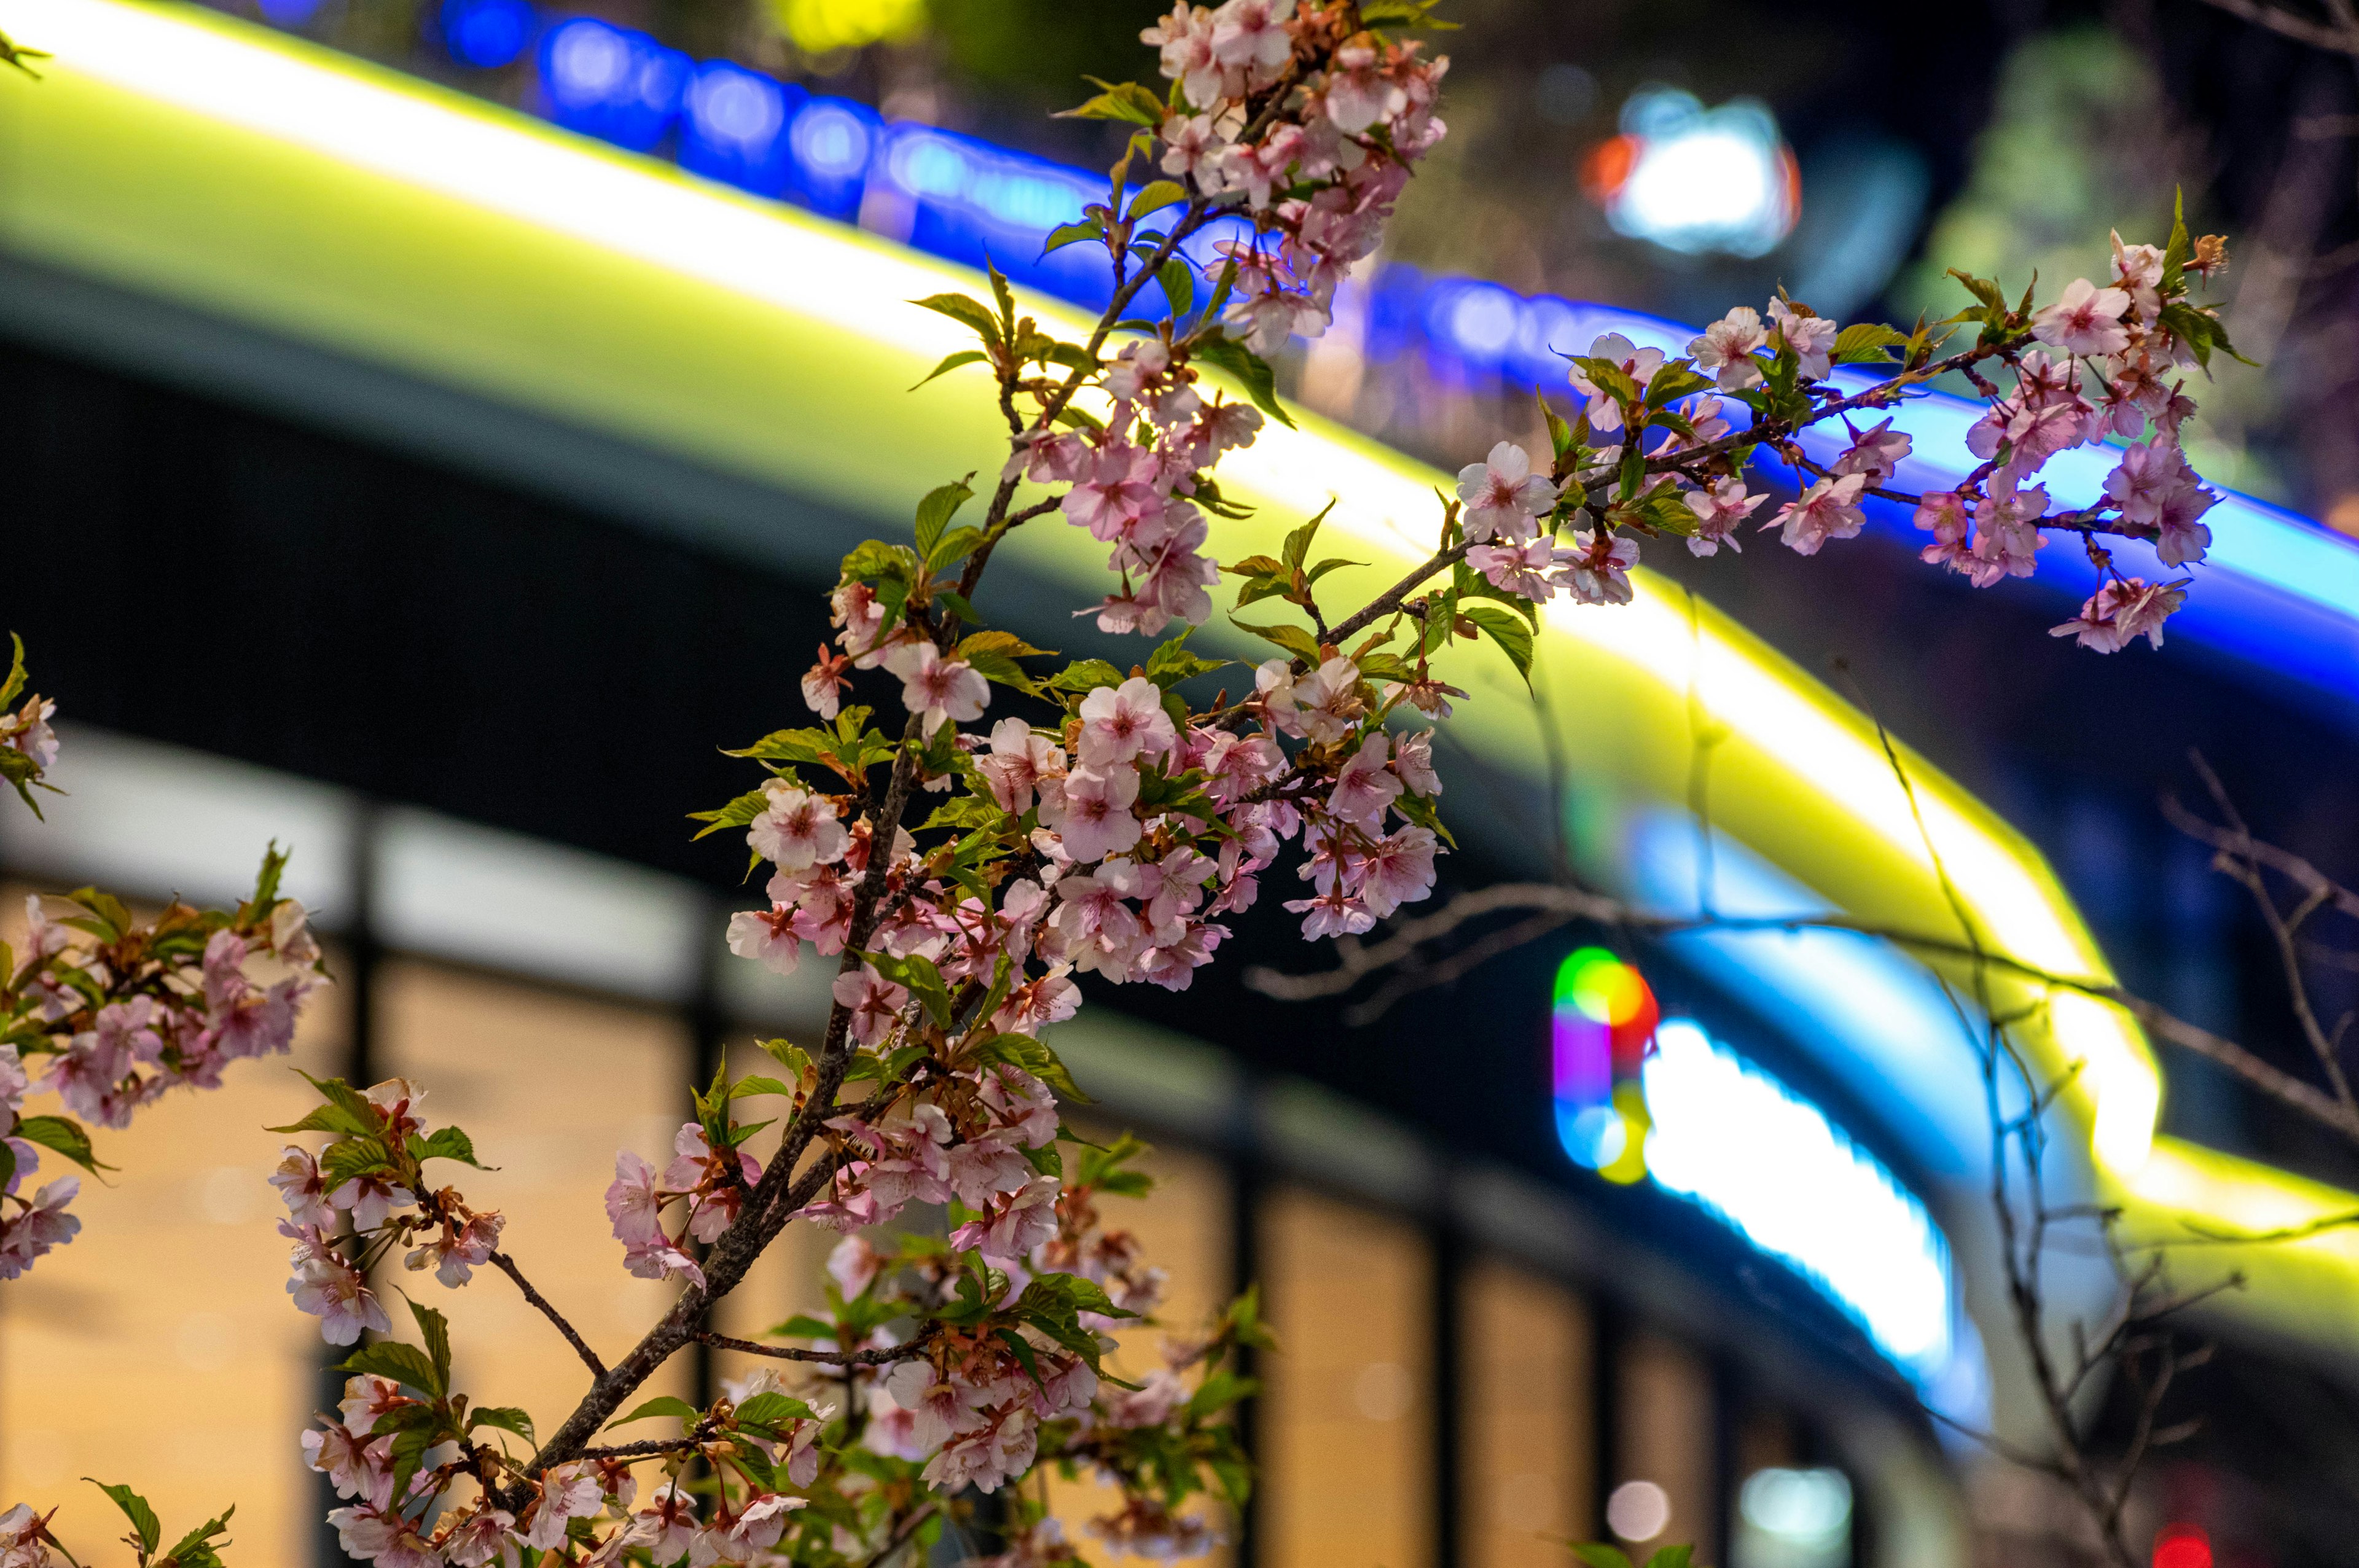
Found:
485,1251 -> 608,1378
697,1330 -> 936,1367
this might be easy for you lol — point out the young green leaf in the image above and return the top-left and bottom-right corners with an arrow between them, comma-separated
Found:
609,1395 -> 703,1429
912,292 -> 1003,346
469,1406 -> 537,1445
1229,617 -> 1324,668
1462,605 -> 1536,685
1056,77 -> 1164,126
1158,255 -> 1195,318
342,1340 -> 444,1398
914,479 -> 975,560
1192,334 -> 1296,429
910,349 -> 988,391
13,1115 -> 111,1173
87,1480 -> 162,1555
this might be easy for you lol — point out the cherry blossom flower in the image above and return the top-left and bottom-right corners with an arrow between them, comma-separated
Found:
289,1246 -> 392,1345
1568,334 -> 1665,432
883,642 -> 990,737
302,1419 -> 390,1503
2154,477 -> 2218,568
1,695 -> 56,774
1683,477 -> 1765,556
605,1148 -> 665,1247
1321,41 -> 1405,133
2051,577 -> 2186,653
1328,733 -> 1402,830
1038,765 -> 1145,865
1142,3 -> 1233,109
0,1179 -> 79,1281
1079,679 -> 1180,769
442,1508 -> 520,1568
2032,278 -> 2133,357
1688,306 -> 1767,390
1358,827 -> 1439,917
1769,474 -> 1868,556
801,644 -> 853,720
833,966 -> 912,1049
1831,418 -> 1912,487
1286,657 -> 1364,745
727,905 -> 807,975
1913,490 -> 1973,570
1285,886 -> 1377,940
1454,440 -> 1559,544
326,1505 -> 439,1568
1467,537 -> 1560,601
1767,299 -> 1838,379
1559,529 -> 1641,605
976,719 -> 1066,815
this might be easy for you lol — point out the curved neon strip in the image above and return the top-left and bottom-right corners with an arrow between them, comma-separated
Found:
1,0 -> 2347,1352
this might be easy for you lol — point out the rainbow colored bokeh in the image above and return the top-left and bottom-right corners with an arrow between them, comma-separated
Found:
1551,946 -> 1660,1180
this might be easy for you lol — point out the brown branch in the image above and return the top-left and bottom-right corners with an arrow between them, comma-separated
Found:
697,1331 -> 936,1367
490,1250 -> 608,1379
2193,0 -> 2359,53
861,1501 -> 943,1568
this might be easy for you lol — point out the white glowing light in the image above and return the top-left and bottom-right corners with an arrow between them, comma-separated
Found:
1643,1021 -> 1954,1375
1606,1481 -> 1672,1543
1606,89 -> 1795,257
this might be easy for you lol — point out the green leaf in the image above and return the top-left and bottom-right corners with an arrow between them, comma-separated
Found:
912,292 -> 1003,346
1057,77 -> 1165,126
728,1075 -> 799,1101
1142,629 -> 1230,690
1192,333 -> 1294,428
735,1391 -> 818,1432
914,480 -> 975,560
1129,179 -> 1187,219
342,1340 -> 442,1398
164,1507 -> 235,1568
299,1071 -> 381,1135
767,1313 -> 841,1340
1046,658 -> 1126,696
860,950 -> 953,1029
1042,219 -> 1106,256
1643,1547 -> 1693,1568
1831,322 -> 1909,365
386,1426 -> 435,1511
0,633 -> 26,709
2161,187 -> 2190,296
409,1299 -> 454,1393
320,1136 -> 396,1190
689,786 -> 772,842
1229,617 -> 1324,668
929,525 -> 989,574
957,629 -> 1052,695
468,1406 -> 537,1444
1642,365 -> 1713,408
0,1141 -> 12,1195
609,1395 -> 703,1430
1567,1547 -> 1635,1568
1158,256 -> 1194,318
87,1480 -> 162,1554
14,1115 -> 110,1173
910,349 -> 987,391
2156,300 -> 2253,370
1461,606 -> 1535,685
968,1032 -> 1091,1104
409,1125 -> 487,1168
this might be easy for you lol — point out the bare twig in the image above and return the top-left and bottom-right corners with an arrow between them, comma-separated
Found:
696,1331 -> 936,1367
490,1250 -> 609,1379
2193,0 -> 2359,54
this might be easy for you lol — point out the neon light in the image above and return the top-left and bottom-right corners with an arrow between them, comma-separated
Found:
440,0 -> 534,69
1551,948 -> 1659,1171
2151,1524 -> 2212,1568
1641,1021 -> 1954,1379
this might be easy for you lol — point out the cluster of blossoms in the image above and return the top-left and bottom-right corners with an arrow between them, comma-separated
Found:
271,1076 -> 505,1344
2,831 -> 324,1279
1142,0 -> 1447,354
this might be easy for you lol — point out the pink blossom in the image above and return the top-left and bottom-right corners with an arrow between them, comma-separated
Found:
976,719 -> 1066,815
1568,333 -> 1665,433
0,1178 -> 80,1280
1467,537 -> 1560,600
1768,299 -> 1837,379
290,1246 -> 393,1345
1965,485 -> 2048,585
2032,278 -> 2133,357
1141,3 -> 1233,109
612,1486 -> 699,1568
830,580 -> 890,666
1285,887 -> 1376,940
1037,765 -> 1144,865
882,642 -> 989,738
524,1462 -> 606,1551
1683,477 -> 1764,556
442,1510 -> 520,1568
303,1421 -> 391,1502
1321,41 -> 1404,133
953,1174 -> 1063,1263
0,1045 -> 25,1121
992,967 -> 1081,1036
1079,678 -> 1180,769
272,1145 -> 337,1230
827,1234 -> 882,1298
1769,474 -> 1868,556
800,645 -> 852,720
1062,443 -> 1164,541
1831,417 -> 1911,487
326,1506 -> 440,1568
1287,657 -> 1364,744
1358,827 -> 1439,917
1159,112 -> 1227,179
622,1235 -> 708,1290
1560,529 -> 1641,605
407,1209 -> 503,1289
1328,733 -> 1403,830
1223,281 -> 1326,353
605,1149 -> 665,1247
923,1415 -> 1039,1496
2154,478 -> 2218,567
2051,577 -> 2186,653
329,1170 -> 415,1234
727,905 -> 807,975
1687,306 -> 1766,390
832,966 -> 912,1048
1914,490 -> 1973,570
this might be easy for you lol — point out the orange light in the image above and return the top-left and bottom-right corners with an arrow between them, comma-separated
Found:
1580,133 -> 1640,203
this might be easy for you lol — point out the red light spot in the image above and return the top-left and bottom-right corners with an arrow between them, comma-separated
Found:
1580,135 -> 1640,202
2153,1524 -> 2212,1568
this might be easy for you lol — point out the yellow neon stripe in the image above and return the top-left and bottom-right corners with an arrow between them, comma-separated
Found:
0,0 -> 2337,1348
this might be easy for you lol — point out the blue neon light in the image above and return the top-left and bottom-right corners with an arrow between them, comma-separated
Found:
431,10 -> 2359,711
440,0 -> 534,70
1641,1019 -> 1957,1383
